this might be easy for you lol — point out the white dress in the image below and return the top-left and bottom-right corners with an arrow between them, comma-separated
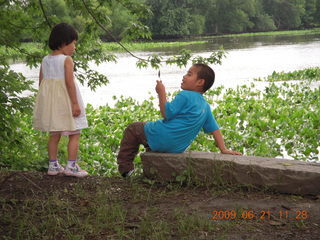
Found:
33,54 -> 88,132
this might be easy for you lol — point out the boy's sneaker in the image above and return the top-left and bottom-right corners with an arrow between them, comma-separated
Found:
121,169 -> 134,178
64,163 -> 88,178
47,162 -> 64,176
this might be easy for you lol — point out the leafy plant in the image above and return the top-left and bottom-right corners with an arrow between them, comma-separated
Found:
0,68 -> 40,168
191,80 -> 319,162
254,67 -> 320,82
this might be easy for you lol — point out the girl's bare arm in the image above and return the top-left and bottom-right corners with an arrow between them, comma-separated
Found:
65,56 -> 80,117
39,65 -> 43,87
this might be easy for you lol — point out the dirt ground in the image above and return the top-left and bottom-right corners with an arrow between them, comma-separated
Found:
0,170 -> 319,239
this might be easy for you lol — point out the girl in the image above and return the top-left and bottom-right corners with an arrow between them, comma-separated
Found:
33,23 -> 88,177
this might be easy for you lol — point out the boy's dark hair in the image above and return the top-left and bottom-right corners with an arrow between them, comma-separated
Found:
193,64 -> 215,92
49,23 -> 78,50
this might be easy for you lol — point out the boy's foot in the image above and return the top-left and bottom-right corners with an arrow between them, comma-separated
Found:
121,169 -> 134,178
64,163 -> 88,178
47,162 -> 64,176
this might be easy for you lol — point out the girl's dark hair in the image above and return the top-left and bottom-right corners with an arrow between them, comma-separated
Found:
193,64 -> 215,92
48,23 -> 78,50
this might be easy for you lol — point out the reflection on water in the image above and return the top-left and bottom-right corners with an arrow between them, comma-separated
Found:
10,35 -> 320,107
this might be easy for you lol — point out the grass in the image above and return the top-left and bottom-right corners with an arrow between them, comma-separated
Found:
0,194 -> 238,240
101,28 -> 320,52
0,171 -> 259,240
1,169 -> 320,240
199,27 -> 320,39
102,28 -> 320,51
1,28 -> 319,55
102,28 -> 320,52
101,40 -> 208,52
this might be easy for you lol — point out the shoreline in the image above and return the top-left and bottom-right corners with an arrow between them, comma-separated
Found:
1,28 -> 320,56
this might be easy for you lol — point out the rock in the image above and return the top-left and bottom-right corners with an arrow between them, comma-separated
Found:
141,151 -> 320,195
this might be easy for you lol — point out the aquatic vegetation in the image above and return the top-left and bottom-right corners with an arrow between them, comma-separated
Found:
193,80 -> 319,162
81,76 -> 320,175
254,67 -> 320,81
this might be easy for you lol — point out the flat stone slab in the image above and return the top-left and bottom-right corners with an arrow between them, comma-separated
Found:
141,151 -> 320,195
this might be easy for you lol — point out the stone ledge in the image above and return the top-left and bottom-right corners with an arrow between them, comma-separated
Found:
141,151 -> 320,195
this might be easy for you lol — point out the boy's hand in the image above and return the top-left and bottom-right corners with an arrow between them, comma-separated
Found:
211,129 -> 242,155
155,80 -> 167,119
220,149 -> 242,155
156,80 -> 165,94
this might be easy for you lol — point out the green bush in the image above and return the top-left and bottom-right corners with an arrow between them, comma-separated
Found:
0,67 -> 45,169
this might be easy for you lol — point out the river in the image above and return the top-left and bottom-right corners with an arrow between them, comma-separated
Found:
10,34 -> 320,107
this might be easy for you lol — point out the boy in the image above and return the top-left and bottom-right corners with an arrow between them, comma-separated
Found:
117,64 -> 241,177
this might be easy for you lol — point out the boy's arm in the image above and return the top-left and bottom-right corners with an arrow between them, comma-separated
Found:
155,80 -> 167,119
211,129 -> 242,155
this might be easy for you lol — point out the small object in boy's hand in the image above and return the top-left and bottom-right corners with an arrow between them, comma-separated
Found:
158,69 -> 161,80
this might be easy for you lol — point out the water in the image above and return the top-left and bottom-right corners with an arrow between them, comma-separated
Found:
10,35 -> 320,107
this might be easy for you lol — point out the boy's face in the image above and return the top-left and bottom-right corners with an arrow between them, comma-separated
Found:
181,66 -> 203,92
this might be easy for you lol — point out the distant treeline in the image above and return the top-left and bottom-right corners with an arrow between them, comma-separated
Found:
19,0 -> 320,40
144,0 -> 320,38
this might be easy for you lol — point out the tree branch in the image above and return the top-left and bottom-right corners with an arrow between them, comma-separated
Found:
39,0 -> 52,29
0,35 -> 41,60
81,0 -> 147,62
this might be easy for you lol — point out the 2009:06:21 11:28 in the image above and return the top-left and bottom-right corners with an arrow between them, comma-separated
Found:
210,210 -> 308,220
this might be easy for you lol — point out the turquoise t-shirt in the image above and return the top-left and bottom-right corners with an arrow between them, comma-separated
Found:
144,90 -> 219,153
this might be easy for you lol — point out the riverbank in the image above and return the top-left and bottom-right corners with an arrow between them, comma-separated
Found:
1,28 -> 320,55
1,170 -> 319,239
103,28 -> 320,51
196,28 -> 320,40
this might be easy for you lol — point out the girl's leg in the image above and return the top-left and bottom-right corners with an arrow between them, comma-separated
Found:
48,134 -> 61,160
67,133 -> 80,160
64,133 -> 88,177
48,134 -> 64,175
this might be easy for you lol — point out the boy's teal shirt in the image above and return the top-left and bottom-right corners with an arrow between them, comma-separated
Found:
144,90 -> 219,153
